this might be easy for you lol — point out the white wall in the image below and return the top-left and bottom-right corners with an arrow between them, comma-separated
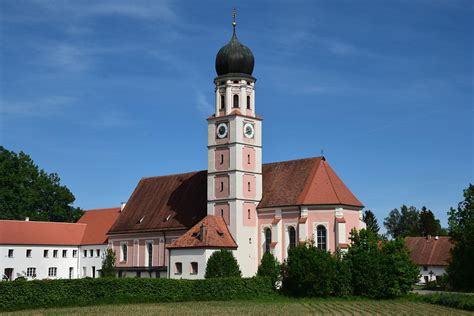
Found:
1,245 -> 79,280
78,245 -> 107,278
417,265 -> 447,284
169,248 -> 215,280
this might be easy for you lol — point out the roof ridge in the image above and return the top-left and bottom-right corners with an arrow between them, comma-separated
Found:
322,160 -> 342,204
140,169 -> 207,181
85,207 -> 120,212
0,220 -> 87,226
263,156 -> 324,167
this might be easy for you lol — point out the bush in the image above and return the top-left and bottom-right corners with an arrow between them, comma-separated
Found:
333,249 -> 352,296
257,252 -> 281,288
421,293 -> 474,311
346,229 -> 419,298
101,248 -> 116,278
205,249 -> 241,278
282,241 -> 337,297
0,277 -> 274,311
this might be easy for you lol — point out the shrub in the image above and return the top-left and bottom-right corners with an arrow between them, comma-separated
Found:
346,229 -> 419,298
282,241 -> 337,297
257,252 -> 281,288
101,248 -> 116,278
205,249 -> 241,278
421,293 -> 474,311
333,249 -> 352,296
0,277 -> 274,312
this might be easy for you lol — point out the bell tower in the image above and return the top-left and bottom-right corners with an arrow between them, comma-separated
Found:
207,11 -> 262,277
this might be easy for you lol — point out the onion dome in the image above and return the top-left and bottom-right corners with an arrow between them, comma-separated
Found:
215,13 -> 254,76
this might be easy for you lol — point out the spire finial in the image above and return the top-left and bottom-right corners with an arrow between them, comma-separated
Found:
232,8 -> 237,31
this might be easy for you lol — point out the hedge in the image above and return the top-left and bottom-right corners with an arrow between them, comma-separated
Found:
421,293 -> 474,312
0,277 -> 275,311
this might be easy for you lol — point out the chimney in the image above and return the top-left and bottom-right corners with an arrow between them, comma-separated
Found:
435,236 -> 439,240
120,202 -> 127,212
25,217 -> 29,222
199,223 -> 206,242
427,234 -> 431,240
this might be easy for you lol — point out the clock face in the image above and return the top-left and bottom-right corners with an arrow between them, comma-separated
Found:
243,122 -> 255,139
216,123 -> 228,139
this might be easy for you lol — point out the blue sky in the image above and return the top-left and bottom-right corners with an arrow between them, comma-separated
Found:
0,0 -> 472,229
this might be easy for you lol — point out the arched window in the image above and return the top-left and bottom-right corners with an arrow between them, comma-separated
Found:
247,154 -> 251,164
221,209 -> 224,216
220,182 -> 224,192
264,228 -> 272,253
247,96 -> 251,109
316,225 -> 327,250
220,95 -> 225,110
248,209 -> 251,219
248,182 -> 251,192
288,226 -> 296,250
233,94 -> 239,108
220,154 -> 224,165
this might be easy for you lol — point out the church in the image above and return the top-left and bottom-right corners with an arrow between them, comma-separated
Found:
107,18 -> 365,279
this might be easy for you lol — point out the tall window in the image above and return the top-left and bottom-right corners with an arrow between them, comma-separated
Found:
247,96 -> 251,109
264,228 -> 272,253
83,250 -> 87,257
62,250 -> 67,258
220,95 -> 225,110
53,250 -> 58,258
247,182 -> 251,192
247,154 -> 251,164
69,267 -> 74,279
220,154 -> 224,165
248,209 -> 251,219
233,94 -> 239,108
96,249 -> 100,257
191,262 -> 198,275
288,226 -> 297,250
73,250 -> 77,258
121,243 -> 128,262
220,182 -> 224,192
26,249 -> 32,258
175,262 -> 182,275
146,242 -> 153,267
316,225 -> 327,250
89,249 -> 94,257
8,249 -> 13,258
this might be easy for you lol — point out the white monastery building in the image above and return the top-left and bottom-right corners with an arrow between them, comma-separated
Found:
0,208 -> 120,280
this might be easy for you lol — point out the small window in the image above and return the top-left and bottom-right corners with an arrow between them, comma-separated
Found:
8,249 -> 13,258
44,250 -> 49,258
248,182 -> 251,192
69,267 -> 74,279
220,95 -> 225,110
233,80 -> 238,84
53,250 -> 58,258
73,250 -> 78,258
220,181 -> 224,192
248,209 -> 251,219
48,267 -> 57,277
62,250 -> 67,258
221,209 -> 224,217
247,96 -> 251,109
175,262 -> 182,275
89,249 -> 94,257
233,94 -> 239,108
26,249 -> 32,258
190,262 -> 198,275
96,249 -> 100,257
121,243 -> 128,262
26,267 -> 36,277
247,154 -> 251,164
83,266 -> 87,277
83,250 -> 87,258
423,266 -> 428,271
220,154 -> 224,165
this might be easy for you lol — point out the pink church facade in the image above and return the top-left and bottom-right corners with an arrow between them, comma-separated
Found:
106,20 -> 365,279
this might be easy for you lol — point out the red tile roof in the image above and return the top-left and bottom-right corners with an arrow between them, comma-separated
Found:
108,171 -> 208,234
77,207 -> 121,245
0,220 -> 87,245
0,208 -> 120,246
167,215 -> 237,249
405,237 -> 453,266
260,157 -> 363,208
109,157 -> 362,234
336,217 -> 346,223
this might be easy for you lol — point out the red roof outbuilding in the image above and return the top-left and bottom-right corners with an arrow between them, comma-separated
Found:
405,236 -> 453,266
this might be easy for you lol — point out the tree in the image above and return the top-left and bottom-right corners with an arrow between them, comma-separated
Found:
0,146 -> 82,222
282,241 -> 337,297
418,207 -> 442,237
346,229 -> 419,298
101,248 -> 117,278
257,252 -> 280,288
363,210 -> 380,235
446,184 -> 474,291
205,249 -> 241,278
384,205 -> 420,238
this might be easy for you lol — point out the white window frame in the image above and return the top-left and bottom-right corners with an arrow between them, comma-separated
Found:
26,267 -> 36,277
145,240 -> 153,267
48,267 -> 57,277
190,262 -> 198,275
285,223 -> 298,256
175,262 -> 182,275
313,222 -> 329,251
73,250 -> 78,258
62,250 -> 67,258
8,249 -> 13,258
261,225 -> 272,256
120,242 -> 128,262
26,249 -> 32,258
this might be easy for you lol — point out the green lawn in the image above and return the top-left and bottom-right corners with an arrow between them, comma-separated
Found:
2,299 -> 471,315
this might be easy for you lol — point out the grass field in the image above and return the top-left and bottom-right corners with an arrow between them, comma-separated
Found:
2,299 -> 471,315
